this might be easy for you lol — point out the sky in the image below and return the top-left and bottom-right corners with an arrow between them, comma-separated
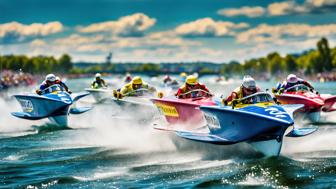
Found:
1,0 -> 336,63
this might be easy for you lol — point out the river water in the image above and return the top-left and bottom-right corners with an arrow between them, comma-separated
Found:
0,76 -> 335,188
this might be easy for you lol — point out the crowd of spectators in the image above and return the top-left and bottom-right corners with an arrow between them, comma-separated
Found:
0,70 -> 36,91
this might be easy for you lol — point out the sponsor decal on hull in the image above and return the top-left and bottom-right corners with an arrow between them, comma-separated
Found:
155,103 -> 179,117
18,99 -> 34,113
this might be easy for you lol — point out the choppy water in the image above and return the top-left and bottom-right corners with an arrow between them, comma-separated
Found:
1,76 -> 336,188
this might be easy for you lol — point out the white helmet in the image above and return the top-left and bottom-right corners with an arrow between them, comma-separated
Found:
287,74 -> 298,84
242,75 -> 256,89
46,74 -> 56,82
95,73 -> 101,78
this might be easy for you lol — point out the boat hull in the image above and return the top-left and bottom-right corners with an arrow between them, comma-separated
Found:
12,91 -> 90,127
111,97 -> 159,122
13,94 -> 71,118
175,102 -> 296,157
200,105 -> 293,142
85,88 -> 111,103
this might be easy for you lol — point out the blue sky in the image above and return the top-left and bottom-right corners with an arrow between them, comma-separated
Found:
1,0 -> 336,62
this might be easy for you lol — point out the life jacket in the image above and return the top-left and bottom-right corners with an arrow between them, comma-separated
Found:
120,82 -> 150,96
226,86 -> 260,104
39,80 -> 68,93
176,83 -> 209,99
92,79 -> 106,89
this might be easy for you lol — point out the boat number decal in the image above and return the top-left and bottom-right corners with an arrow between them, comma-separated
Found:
155,103 -> 179,117
204,113 -> 220,130
61,97 -> 71,103
18,99 -> 34,112
265,107 -> 287,118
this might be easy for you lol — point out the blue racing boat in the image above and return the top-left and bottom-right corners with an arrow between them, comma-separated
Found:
11,84 -> 91,127
176,92 -> 317,156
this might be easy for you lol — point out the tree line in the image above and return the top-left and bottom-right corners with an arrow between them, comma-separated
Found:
221,37 -> 336,78
1,38 -> 335,76
0,54 -> 72,74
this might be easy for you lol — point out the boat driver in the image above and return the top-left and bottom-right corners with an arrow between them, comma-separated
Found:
91,73 -> 107,89
36,74 -> 71,95
225,75 -> 261,105
175,75 -> 211,99
273,74 -> 314,94
124,72 -> 132,83
116,76 -> 156,98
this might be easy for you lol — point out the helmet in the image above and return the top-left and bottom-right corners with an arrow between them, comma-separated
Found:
186,75 -> 198,85
95,73 -> 101,78
287,74 -> 298,84
46,74 -> 56,82
180,72 -> 187,77
242,75 -> 256,89
132,76 -> 143,85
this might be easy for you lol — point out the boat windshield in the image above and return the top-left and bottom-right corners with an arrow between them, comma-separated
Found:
41,84 -> 65,94
285,84 -> 310,92
178,89 -> 213,99
238,92 -> 274,104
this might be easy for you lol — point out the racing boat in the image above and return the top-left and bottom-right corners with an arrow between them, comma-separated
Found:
274,84 -> 336,122
85,87 -> 113,103
176,92 -> 317,157
151,89 -> 218,130
11,84 -> 91,127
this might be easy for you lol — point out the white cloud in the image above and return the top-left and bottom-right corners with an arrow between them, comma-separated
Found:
78,13 -> 156,37
0,21 -> 63,43
217,6 -> 266,17
218,0 -> 336,17
267,1 -> 306,16
55,34 -> 105,46
175,18 -> 249,37
30,39 -> 47,47
306,0 -> 336,7
236,23 -> 336,44
52,31 -> 201,54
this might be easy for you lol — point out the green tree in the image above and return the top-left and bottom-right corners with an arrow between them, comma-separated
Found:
285,55 -> 298,72
58,54 -> 73,73
317,37 -> 332,71
267,52 -> 285,74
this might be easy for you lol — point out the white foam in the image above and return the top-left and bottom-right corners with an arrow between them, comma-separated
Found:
283,127 -> 336,155
3,154 -> 25,161
74,168 -> 128,181
0,97 -> 42,133
60,102 -> 176,153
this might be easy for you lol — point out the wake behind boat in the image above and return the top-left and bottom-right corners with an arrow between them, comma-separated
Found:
11,84 -> 91,127
111,88 -> 159,122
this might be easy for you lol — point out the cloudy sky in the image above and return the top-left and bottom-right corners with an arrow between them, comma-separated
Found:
1,0 -> 336,63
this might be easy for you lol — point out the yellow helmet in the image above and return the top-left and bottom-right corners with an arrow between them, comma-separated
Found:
186,75 -> 198,85
180,72 -> 187,77
132,76 -> 143,85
